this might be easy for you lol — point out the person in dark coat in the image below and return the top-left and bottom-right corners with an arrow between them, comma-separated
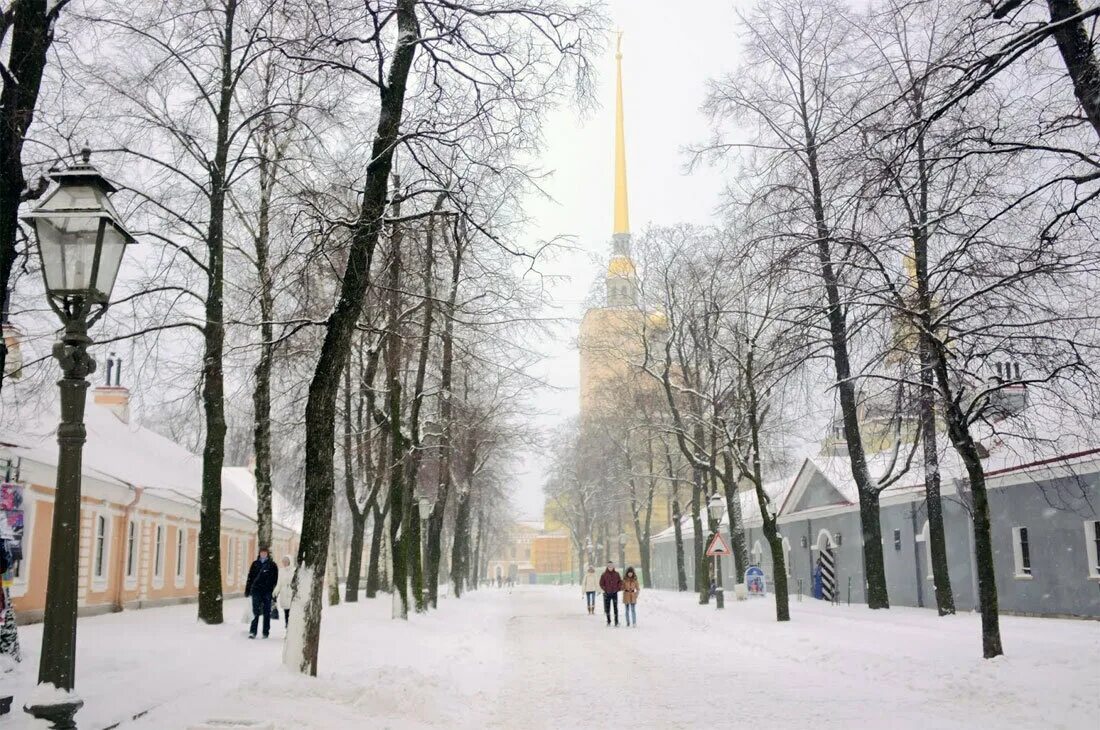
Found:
599,561 -> 622,627
244,546 -> 279,639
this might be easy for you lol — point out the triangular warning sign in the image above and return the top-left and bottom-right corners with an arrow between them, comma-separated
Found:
706,532 -> 732,557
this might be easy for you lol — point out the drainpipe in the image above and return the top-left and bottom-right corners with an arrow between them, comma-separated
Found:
114,486 -> 143,612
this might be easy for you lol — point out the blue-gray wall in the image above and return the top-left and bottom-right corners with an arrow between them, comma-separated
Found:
650,472 -> 1100,618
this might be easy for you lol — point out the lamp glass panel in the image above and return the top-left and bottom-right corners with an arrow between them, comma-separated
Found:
35,216 -> 101,292
93,225 -> 127,298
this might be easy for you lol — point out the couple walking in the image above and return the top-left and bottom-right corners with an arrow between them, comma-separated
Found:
582,562 -> 640,627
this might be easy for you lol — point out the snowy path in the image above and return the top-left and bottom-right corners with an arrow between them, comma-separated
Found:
5,585 -> 1098,729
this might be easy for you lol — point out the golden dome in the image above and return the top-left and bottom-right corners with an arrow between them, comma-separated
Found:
607,255 -> 636,278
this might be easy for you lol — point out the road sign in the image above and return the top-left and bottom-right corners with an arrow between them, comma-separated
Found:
705,532 -> 732,557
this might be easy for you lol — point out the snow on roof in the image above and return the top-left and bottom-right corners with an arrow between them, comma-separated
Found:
222,466 -> 301,533
651,477 -> 793,544
0,392 -> 287,532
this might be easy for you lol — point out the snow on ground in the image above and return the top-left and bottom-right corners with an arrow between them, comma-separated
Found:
3,586 -> 1097,729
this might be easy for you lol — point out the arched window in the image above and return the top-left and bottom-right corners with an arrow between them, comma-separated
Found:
751,540 -> 763,566
814,528 -> 836,552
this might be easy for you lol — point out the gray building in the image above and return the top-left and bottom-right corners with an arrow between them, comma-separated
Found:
650,447 -> 1100,619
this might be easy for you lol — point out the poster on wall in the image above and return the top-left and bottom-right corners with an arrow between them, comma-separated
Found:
0,483 -> 24,562
745,565 -> 767,597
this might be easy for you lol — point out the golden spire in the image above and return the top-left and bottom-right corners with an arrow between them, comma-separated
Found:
613,31 -> 630,236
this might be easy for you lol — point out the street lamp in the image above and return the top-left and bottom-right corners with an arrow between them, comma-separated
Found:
418,496 -> 433,607
23,149 -> 135,728
707,493 -> 726,610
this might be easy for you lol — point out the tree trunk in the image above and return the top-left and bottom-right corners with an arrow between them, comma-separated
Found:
251,146 -> 276,552
342,350 -> 366,602
721,452 -> 748,580
198,0 -> 241,626
919,346 -> 954,615
931,347 -> 1003,658
690,467 -> 707,604
672,497 -> 687,592
805,133 -> 889,609
327,530 -> 341,606
426,216 -> 462,607
451,489 -> 471,598
345,511 -> 366,602
1047,0 -> 1100,140
285,0 -> 419,675
0,0 -> 55,395
365,501 -> 386,598
764,515 -> 790,621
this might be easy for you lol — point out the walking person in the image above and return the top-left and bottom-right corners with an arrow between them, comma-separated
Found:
244,546 -> 279,639
581,565 -> 600,615
622,566 -> 640,627
599,561 -> 622,627
272,555 -> 293,628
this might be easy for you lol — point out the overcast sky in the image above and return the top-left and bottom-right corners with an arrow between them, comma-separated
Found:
511,0 -> 743,520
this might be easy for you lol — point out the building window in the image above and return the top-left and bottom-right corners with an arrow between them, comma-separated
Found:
1012,526 -> 1032,578
93,515 -> 107,579
125,521 -> 137,579
154,525 -> 165,579
751,540 -> 763,566
1085,520 -> 1100,580
893,529 -> 902,551
175,528 -> 185,579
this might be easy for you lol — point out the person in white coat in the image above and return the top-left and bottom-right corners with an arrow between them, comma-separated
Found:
581,565 -> 600,615
272,555 -> 294,627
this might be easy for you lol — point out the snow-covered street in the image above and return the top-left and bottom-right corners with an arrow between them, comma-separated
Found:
5,586 -> 1098,729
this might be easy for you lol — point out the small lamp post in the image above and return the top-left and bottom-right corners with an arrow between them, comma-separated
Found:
708,493 -> 726,610
23,149 -> 135,728
418,496 -> 433,606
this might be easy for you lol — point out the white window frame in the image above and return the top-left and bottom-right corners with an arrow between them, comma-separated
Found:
153,523 -> 165,588
226,536 -> 236,586
1085,520 -> 1100,581
1012,526 -> 1033,580
91,512 -> 109,593
916,521 -> 933,581
174,525 -> 186,587
124,519 -> 138,590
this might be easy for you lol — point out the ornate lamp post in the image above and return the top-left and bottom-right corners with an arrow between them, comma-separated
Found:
22,150 -> 135,728
708,493 -> 726,610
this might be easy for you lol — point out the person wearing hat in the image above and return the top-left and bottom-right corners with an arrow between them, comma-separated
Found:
244,546 -> 279,639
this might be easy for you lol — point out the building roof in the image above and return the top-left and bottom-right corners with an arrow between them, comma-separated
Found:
0,391 -> 294,534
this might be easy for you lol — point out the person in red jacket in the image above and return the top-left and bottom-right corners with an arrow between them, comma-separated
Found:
599,561 -> 622,627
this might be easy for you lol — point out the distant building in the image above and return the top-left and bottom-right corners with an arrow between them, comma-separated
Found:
0,382 -> 298,623
651,426 -> 1100,618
